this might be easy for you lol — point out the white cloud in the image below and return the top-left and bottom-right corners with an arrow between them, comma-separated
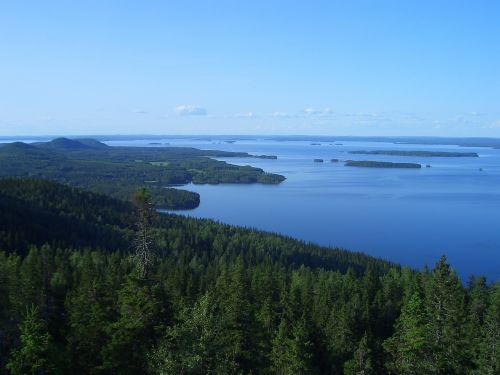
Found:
234,112 -> 254,118
304,107 -> 319,115
271,111 -> 290,118
174,105 -> 207,116
304,107 -> 334,116
134,109 -> 148,114
490,120 -> 500,128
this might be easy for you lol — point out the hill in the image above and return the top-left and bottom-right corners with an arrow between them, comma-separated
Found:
0,178 -> 497,374
0,139 -> 284,209
34,137 -> 110,151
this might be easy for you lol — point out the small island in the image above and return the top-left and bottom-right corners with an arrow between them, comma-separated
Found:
331,158 -> 340,162
311,143 -> 321,146
314,158 -> 324,163
252,154 -> 278,159
345,160 -> 421,168
349,150 -> 479,157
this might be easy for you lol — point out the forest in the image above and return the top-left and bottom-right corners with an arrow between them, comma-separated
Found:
344,161 -> 422,169
349,150 -> 479,157
0,177 -> 498,374
0,138 -> 285,209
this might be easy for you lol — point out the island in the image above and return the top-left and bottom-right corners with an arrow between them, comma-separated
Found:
252,154 -> 278,159
349,150 -> 479,157
345,160 -> 422,168
314,158 -> 324,163
331,158 -> 340,162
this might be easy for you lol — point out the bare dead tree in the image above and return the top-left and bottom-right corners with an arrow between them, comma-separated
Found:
132,187 -> 155,278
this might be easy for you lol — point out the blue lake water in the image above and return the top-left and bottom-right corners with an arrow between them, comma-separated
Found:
107,137 -> 500,281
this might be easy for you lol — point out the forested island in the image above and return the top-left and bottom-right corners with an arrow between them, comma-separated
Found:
0,177 -> 498,374
350,150 -> 479,157
0,138 -> 285,210
345,160 -> 422,168
252,154 -> 278,159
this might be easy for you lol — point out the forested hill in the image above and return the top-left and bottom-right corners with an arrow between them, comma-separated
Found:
0,177 -> 391,274
0,178 -> 498,374
0,138 -> 285,210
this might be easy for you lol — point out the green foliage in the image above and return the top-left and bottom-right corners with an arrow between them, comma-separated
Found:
0,178 -> 496,374
383,293 -> 431,374
148,292 -> 238,374
349,150 -> 479,157
6,305 -> 55,375
474,283 -> 500,374
424,256 -> 467,373
0,138 -> 285,209
345,160 -> 422,168
344,332 -> 374,375
270,317 -> 317,375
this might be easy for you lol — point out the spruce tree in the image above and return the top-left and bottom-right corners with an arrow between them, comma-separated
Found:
6,305 -> 55,375
344,332 -> 374,375
425,256 -> 467,373
383,292 -> 431,374
474,282 -> 500,375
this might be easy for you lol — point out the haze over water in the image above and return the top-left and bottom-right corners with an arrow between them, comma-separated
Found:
105,137 -> 500,281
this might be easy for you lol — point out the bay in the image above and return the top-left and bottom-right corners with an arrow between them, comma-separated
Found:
107,136 -> 500,281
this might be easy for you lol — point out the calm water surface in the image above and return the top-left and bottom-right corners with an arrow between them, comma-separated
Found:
107,137 -> 500,281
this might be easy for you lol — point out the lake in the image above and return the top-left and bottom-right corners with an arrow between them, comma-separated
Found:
106,136 -> 500,281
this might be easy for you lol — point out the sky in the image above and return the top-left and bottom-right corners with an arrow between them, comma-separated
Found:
1,1 -> 499,137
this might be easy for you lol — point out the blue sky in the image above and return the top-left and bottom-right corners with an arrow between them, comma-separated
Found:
1,1 -> 499,136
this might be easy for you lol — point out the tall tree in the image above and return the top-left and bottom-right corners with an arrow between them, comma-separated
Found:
132,187 -> 156,279
425,256 -> 467,374
474,282 -> 500,375
6,305 -> 55,375
383,292 -> 431,375
148,292 -> 238,374
101,273 -> 166,374
344,332 -> 374,375
270,316 -> 317,375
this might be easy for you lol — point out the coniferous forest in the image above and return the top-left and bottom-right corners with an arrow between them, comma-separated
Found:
0,177 -> 499,374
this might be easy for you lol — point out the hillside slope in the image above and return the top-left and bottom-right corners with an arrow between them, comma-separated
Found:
0,178 -> 497,375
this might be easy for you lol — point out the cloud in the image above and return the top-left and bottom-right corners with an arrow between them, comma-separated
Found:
134,109 -> 148,114
174,105 -> 207,116
234,112 -> 254,118
304,107 -> 334,116
304,107 -> 320,115
490,120 -> 500,128
271,111 -> 291,118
